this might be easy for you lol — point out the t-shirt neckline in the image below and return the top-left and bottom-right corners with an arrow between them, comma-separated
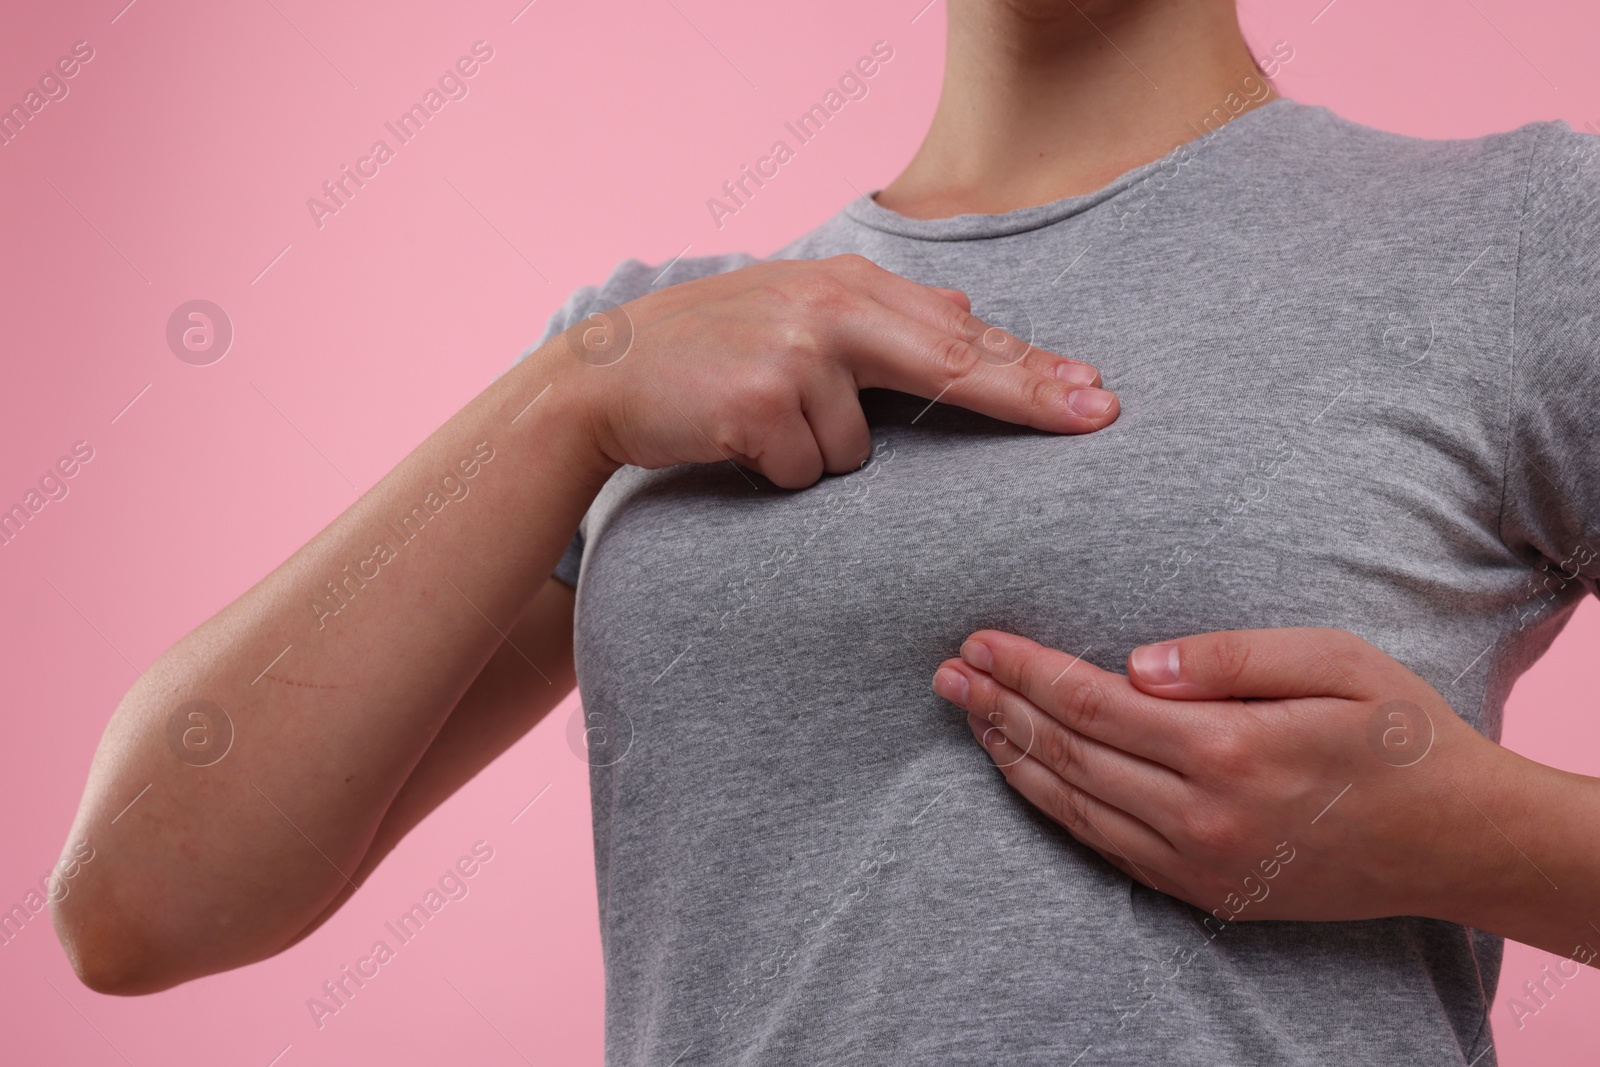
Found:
842,96 -> 1300,241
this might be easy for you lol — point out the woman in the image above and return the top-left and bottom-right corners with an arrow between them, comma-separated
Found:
53,1 -> 1600,1063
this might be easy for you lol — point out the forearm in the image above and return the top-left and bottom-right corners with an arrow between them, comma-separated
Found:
53,343 -> 612,992
1436,741 -> 1600,967
277,577 -> 578,954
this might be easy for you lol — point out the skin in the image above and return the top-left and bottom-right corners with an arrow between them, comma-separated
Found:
876,0 -> 1278,217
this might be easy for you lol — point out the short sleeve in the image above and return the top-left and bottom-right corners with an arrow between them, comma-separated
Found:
1499,120 -> 1600,598
518,281 -> 604,588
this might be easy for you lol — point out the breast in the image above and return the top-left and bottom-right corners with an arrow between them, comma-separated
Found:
575,349 -> 1512,730
565,368 -> 1518,1061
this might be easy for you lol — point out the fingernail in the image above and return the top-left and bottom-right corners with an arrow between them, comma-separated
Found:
961,639 -> 994,672
933,667 -> 969,705
1066,387 -> 1115,419
1130,641 -> 1181,685
1054,361 -> 1099,387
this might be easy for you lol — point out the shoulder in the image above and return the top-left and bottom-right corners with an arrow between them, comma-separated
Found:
1518,119 -> 1600,230
526,250 -> 761,356
581,250 -> 765,310
554,196 -> 873,323
1266,101 -> 1585,216
1279,100 -> 1546,165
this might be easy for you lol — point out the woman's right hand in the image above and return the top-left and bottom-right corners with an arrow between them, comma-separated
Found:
548,254 -> 1119,489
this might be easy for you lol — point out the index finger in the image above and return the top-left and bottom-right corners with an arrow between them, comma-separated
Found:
832,257 -> 1115,421
957,629 -> 1208,771
848,258 -> 1105,384
839,304 -> 1120,434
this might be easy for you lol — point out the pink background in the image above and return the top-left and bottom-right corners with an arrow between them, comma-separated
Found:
2,0 -> 1597,1062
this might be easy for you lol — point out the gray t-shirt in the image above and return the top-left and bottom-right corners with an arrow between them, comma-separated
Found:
515,97 -> 1600,1065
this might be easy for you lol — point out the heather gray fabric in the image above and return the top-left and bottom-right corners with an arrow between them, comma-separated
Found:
512,97 -> 1600,1065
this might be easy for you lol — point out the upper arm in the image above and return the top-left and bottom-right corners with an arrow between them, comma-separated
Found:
278,575 -> 577,949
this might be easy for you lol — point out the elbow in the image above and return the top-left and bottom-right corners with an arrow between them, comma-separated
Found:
51,877 -> 299,996
52,895 -> 183,996
60,941 -> 151,998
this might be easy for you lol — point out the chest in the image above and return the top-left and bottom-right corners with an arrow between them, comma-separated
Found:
571,245 -> 1526,762
576,375 -> 1509,715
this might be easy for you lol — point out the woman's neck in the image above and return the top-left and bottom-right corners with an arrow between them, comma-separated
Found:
875,0 -> 1276,219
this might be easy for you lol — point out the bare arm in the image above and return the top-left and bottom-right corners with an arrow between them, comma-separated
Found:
52,254 -> 1119,994
277,575 -> 577,954
52,346 -> 612,994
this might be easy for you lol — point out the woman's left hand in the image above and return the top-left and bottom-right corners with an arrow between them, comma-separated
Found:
930,627 -> 1523,927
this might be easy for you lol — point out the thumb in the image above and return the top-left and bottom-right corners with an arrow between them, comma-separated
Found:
1126,627 -> 1369,701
